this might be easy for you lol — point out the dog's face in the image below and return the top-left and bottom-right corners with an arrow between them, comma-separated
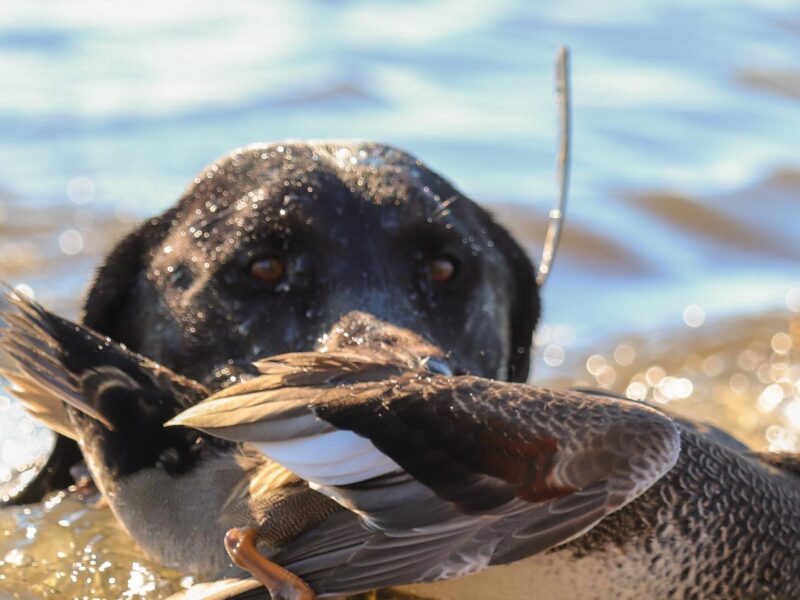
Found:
84,142 -> 539,386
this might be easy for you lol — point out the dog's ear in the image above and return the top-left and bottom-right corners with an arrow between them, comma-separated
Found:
481,211 -> 540,383
82,206 -> 178,341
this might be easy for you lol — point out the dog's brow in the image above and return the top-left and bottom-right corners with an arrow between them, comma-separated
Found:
259,195 -> 315,228
416,194 -> 467,234
193,193 -> 314,231
428,195 -> 459,223
381,198 -> 469,244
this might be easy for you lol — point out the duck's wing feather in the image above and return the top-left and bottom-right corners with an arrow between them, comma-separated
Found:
172,354 -> 681,595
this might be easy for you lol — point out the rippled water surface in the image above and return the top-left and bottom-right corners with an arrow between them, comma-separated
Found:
1,1 -> 799,598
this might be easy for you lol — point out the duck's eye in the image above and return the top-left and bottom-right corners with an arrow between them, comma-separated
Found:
250,257 -> 285,284
429,256 -> 456,283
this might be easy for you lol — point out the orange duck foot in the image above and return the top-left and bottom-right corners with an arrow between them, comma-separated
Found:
225,527 -> 316,600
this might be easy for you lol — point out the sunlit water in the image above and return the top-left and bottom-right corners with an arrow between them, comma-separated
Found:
1,0 -> 799,598
0,493 -> 188,599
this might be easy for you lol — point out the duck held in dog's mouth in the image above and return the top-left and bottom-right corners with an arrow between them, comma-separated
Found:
3,291 -> 800,600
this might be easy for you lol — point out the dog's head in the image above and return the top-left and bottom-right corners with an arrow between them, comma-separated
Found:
83,142 -> 539,385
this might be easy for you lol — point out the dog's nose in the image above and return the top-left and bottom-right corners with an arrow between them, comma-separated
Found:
318,311 -> 450,372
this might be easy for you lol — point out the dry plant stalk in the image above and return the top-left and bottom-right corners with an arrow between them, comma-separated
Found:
537,46 -> 571,286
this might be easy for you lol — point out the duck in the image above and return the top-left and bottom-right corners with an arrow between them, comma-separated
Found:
1,290 -> 679,597
3,292 -> 800,599
171,356 -> 800,600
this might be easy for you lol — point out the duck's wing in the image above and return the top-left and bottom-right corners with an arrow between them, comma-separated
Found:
171,355 -> 681,595
0,291 -> 224,478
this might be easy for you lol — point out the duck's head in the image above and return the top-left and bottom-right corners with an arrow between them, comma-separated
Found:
82,141 -> 540,388
315,309 -> 453,376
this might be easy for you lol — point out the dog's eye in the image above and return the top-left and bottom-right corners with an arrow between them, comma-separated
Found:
250,257 -> 285,284
428,256 -> 456,283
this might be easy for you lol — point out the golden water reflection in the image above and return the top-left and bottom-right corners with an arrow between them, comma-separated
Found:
545,306 -> 800,453
0,492 -> 187,599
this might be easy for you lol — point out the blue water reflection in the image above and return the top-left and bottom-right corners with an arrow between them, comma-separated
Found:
0,0 -> 798,342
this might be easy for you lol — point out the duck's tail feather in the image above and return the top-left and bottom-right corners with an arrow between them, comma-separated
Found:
1,290 -> 208,429
0,290 -> 221,479
0,366 -> 78,440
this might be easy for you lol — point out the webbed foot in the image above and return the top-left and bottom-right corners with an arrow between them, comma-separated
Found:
225,527 -> 315,600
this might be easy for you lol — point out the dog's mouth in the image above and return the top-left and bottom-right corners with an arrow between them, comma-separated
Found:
206,311 -> 458,390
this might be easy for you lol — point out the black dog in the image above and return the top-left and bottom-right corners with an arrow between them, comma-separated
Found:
6,141 -> 539,504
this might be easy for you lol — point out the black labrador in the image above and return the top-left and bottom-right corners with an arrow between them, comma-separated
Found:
4,141 -> 539,504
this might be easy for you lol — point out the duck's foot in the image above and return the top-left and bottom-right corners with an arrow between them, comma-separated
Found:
225,527 -> 316,600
